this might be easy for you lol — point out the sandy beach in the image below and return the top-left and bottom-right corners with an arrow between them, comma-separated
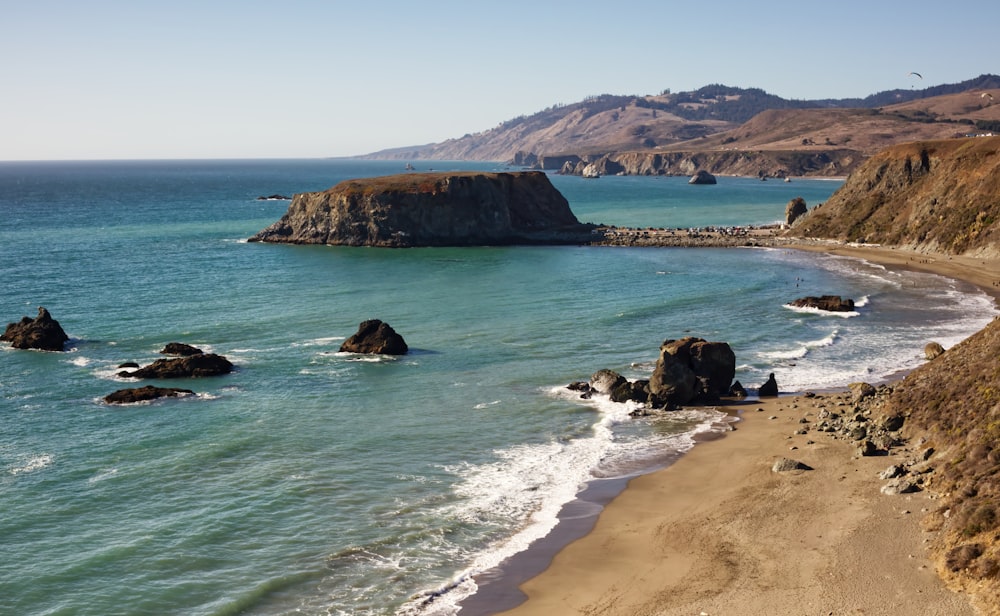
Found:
484,244 -> 1000,616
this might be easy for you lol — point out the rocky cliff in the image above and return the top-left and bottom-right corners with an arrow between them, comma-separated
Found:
249,171 -> 595,247
788,136 -> 1000,257
544,148 -> 860,178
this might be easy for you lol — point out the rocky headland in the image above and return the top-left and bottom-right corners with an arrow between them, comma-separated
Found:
249,171 -> 596,247
786,136 -> 1000,257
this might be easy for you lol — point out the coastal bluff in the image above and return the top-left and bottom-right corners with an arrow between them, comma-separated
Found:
787,136 -> 1000,257
249,171 -> 595,247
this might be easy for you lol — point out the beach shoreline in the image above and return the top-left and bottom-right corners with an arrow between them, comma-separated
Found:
458,241 -> 999,616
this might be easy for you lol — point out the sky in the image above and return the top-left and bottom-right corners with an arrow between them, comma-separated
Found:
3,0 -> 998,161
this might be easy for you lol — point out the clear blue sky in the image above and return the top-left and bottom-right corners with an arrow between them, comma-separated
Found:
3,0 -> 997,161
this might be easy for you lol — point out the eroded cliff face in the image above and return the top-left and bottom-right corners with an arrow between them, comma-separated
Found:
249,171 -> 594,247
539,149 -> 861,178
788,136 -> 1000,256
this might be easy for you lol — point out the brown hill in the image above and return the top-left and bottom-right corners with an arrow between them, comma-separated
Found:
362,79 -> 1000,179
788,137 -> 1000,612
786,136 -> 1000,256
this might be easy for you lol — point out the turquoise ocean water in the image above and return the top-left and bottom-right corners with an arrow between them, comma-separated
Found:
1,159 -> 996,615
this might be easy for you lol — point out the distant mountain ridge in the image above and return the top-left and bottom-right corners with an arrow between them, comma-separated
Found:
361,74 -> 1000,176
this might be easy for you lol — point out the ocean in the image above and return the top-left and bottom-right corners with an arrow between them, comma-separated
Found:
1,159 -> 995,616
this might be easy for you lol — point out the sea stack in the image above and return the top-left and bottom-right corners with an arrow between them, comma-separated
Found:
1,307 -> 70,351
340,320 -> 408,355
248,171 -> 595,247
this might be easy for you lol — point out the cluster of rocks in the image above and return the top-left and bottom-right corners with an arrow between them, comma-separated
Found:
116,343 -> 234,380
568,336 -> 780,413
3,308 -> 408,406
1,307 -> 70,351
107,343 -> 233,404
768,382 -> 937,496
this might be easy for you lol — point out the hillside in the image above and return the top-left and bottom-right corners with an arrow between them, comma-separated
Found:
786,136 -> 1000,256
786,137 -> 1000,612
361,75 -> 1000,176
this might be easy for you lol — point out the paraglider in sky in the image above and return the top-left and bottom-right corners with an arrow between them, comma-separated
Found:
908,71 -> 923,79
982,92 -> 994,101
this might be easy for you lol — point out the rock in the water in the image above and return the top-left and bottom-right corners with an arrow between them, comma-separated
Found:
590,369 -> 627,394
161,342 -> 204,356
1,307 -> 70,351
104,385 -> 195,404
772,457 -> 812,472
688,170 -> 717,185
785,197 -> 808,226
249,171 -> 595,247
120,353 -> 234,378
339,320 -> 408,355
789,295 -> 855,312
758,373 -> 779,397
649,337 -> 735,407
924,341 -> 945,360
610,378 -> 650,404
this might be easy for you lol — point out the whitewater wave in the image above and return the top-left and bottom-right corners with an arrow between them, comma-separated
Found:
760,330 -> 839,361
9,454 -> 53,476
398,389 -> 727,615
783,304 -> 859,318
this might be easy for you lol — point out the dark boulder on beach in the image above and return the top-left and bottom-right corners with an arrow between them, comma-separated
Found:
688,170 -> 717,185
759,373 -> 779,397
161,342 -> 204,356
120,353 -> 234,378
649,337 -> 736,407
339,320 -> 408,355
729,380 -> 748,398
789,295 -> 855,312
104,385 -> 196,405
1,307 -> 70,351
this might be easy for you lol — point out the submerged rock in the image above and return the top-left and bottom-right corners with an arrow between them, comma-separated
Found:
120,353 -> 234,378
104,385 -> 196,405
1,307 -> 70,351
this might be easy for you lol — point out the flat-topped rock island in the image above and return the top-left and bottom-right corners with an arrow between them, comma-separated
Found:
248,171 -> 597,247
